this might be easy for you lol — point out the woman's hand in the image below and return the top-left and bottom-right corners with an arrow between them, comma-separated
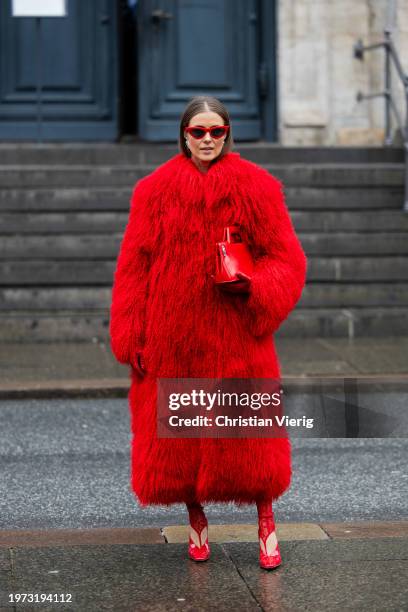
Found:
134,352 -> 147,377
219,272 -> 252,294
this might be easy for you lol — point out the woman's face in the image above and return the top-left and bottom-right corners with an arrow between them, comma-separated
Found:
184,111 -> 227,165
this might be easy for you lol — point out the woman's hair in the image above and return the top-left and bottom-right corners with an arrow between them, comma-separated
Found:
178,95 -> 234,159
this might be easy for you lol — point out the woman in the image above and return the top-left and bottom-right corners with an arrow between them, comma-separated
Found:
110,96 -> 307,570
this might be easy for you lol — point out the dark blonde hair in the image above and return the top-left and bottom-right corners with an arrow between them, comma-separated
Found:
178,96 -> 234,159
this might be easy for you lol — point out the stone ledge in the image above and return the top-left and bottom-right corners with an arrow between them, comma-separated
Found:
0,378 -> 129,399
163,523 -> 329,543
0,527 -> 164,548
321,521 -> 408,539
1,522 -> 407,548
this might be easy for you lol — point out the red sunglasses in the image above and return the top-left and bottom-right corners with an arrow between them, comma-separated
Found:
184,125 -> 229,140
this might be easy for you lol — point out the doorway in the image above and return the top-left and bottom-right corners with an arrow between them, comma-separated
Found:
120,0 -> 277,142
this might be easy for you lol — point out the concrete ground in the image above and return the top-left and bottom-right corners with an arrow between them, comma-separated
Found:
0,524 -> 407,611
0,336 -> 407,396
0,337 -> 406,610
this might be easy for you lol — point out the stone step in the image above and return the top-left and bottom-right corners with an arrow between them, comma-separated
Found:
276,307 -> 408,338
0,145 -> 405,342
0,235 -> 121,259
300,233 -> 408,255
0,307 -> 406,340
0,186 -> 403,211
0,212 -> 129,234
299,284 -> 408,307
0,164 -> 404,188
0,284 -> 407,310
0,188 -> 133,212
308,257 -> 408,281
0,261 -> 115,285
1,210 -> 408,233
0,233 -> 407,259
291,210 -> 408,231
285,187 -> 403,210
1,257 -> 407,285
0,144 -> 403,165
0,288 -> 112,310
0,166 -> 150,188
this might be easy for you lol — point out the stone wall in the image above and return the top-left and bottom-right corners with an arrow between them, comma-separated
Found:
278,0 -> 408,145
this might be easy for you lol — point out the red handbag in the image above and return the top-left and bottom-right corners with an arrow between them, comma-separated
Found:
214,224 -> 254,291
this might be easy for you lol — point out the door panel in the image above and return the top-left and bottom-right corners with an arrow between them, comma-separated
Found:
138,0 -> 263,141
0,0 -> 118,141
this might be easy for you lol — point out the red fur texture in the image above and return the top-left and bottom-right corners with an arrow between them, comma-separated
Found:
110,152 -> 307,507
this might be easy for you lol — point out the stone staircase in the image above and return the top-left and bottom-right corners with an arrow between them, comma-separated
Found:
0,143 -> 407,341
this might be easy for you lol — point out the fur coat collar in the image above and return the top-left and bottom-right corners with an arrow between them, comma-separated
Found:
139,151 -> 284,213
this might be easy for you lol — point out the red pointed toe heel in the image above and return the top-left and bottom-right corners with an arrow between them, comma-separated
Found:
188,524 -> 210,562
187,502 -> 210,562
258,528 -> 282,570
257,499 -> 282,570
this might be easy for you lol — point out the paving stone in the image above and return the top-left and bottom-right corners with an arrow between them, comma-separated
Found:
278,523 -> 329,541
1,539 -> 407,610
276,338 -> 359,376
0,342 -> 127,385
0,379 -> 129,400
322,520 -> 408,539
0,528 -> 164,548
1,338 -> 407,394
317,337 -> 408,375
163,523 -> 328,543
227,538 -> 408,565
0,549 -> 10,573
224,539 -> 408,611
0,551 -> 13,610
276,337 -> 345,362
10,544 -> 260,611
281,360 -> 358,376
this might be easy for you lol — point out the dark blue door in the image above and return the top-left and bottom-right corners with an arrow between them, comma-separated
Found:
138,0 -> 269,141
0,0 -> 118,141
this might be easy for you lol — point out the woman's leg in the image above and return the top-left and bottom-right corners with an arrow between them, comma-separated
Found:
256,499 -> 281,569
186,501 -> 210,561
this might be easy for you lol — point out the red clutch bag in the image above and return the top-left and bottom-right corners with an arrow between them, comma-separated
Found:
214,224 -> 254,291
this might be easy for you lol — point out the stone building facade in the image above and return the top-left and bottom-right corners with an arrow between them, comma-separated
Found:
278,0 -> 408,145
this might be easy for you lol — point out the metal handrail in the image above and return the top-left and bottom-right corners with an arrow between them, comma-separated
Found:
353,4 -> 408,211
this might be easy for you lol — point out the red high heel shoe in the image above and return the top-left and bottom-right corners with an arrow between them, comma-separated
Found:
188,524 -> 210,561
257,500 -> 282,570
258,527 -> 282,569
187,503 -> 210,562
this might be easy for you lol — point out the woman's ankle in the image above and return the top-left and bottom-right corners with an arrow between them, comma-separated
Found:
256,500 -> 278,546
256,499 -> 274,519
186,502 -> 208,530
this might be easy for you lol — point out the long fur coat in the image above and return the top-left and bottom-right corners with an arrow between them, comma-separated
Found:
110,151 -> 307,507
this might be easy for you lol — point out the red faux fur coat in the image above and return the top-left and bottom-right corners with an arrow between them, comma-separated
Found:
110,151 -> 307,507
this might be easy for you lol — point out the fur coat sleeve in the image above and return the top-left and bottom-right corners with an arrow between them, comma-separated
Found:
241,168 -> 307,337
109,178 -> 154,368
